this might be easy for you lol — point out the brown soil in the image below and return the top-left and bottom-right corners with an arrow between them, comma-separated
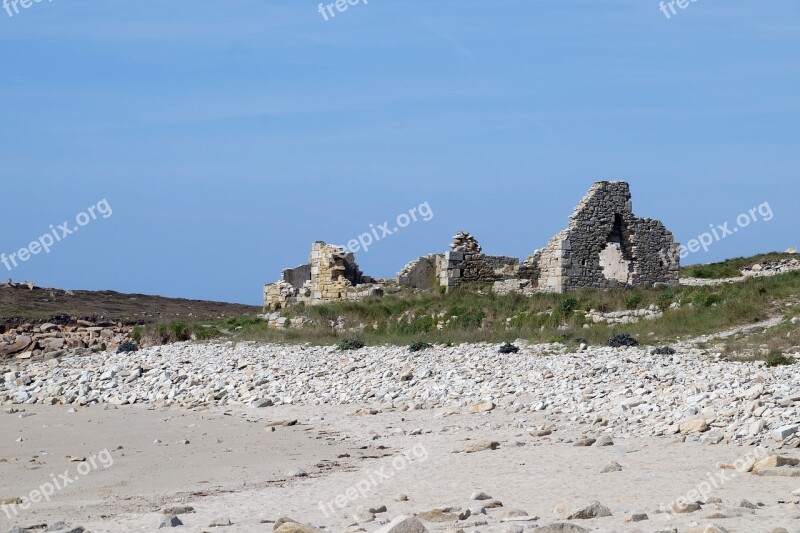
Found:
0,284 -> 259,327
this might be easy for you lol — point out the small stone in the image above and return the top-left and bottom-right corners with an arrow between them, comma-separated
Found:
287,468 -> 308,478
625,513 -> 648,522
354,509 -> 375,523
159,514 -> 183,528
162,505 -> 194,515
274,517 -> 298,530
416,508 -> 467,522
739,499 -> 757,509
531,524 -> 588,533
468,401 -> 495,414
373,515 -> 429,533
573,438 -> 596,447
773,424 -> 800,440
753,455 -> 800,472
274,525 -> 323,533
369,505 -> 388,514
463,441 -> 500,453
566,501 -> 612,519
395,494 -> 409,502
600,461 -> 623,473
470,491 -> 492,501
209,517 -> 232,527
679,418 -> 709,434
668,501 -> 701,513
593,435 -> 614,447
754,467 -> 800,477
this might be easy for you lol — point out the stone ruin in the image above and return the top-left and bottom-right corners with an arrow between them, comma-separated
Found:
396,231 -> 519,293
517,181 -> 679,293
263,241 -> 384,311
264,181 -> 680,310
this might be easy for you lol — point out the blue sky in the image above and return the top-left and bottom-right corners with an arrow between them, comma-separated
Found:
1,1 -> 798,304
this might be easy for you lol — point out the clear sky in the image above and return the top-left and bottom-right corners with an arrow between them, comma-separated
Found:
1,1 -> 798,305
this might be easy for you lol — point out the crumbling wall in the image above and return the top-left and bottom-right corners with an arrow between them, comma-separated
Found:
530,181 -> 679,293
397,255 -> 440,290
281,264 -> 311,290
264,241 -> 381,311
439,232 -> 504,292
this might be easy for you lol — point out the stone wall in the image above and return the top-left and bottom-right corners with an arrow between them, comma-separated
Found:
281,264 -> 312,290
438,232 -> 513,292
264,241 -> 382,311
527,181 -> 679,293
397,255 -> 440,290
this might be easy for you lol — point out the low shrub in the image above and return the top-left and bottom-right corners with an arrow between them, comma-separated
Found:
608,333 -> 639,348
409,341 -> 433,352
117,341 -> 138,353
498,342 -> 520,354
765,350 -> 794,367
338,337 -> 365,351
651,346 -> 676,356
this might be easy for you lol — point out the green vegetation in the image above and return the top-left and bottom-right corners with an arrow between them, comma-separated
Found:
409,341 -> 433,352
765,350 -> 794,367
680,252 -> 796,279
337,337 -> 365,351
129,254 -> 800,366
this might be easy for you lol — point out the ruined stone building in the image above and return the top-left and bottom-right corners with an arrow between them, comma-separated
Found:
396,231 -> 518,293
263,242 -> 383,311
518,181 -> 680,293
264,181 -> 680,310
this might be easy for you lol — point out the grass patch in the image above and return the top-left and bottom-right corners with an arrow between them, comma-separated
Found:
132,254 -> 800,352
681,252 -> 796,279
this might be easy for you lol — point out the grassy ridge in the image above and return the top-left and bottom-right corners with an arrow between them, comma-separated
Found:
144,269 -> 800,364
680,252 -> 796,279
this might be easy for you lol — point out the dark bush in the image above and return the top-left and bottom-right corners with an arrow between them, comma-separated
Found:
117,341 -> 138,353
409,341 -> 433,352
765,351 -> 794,367
651,346 -> 676,356
607,333 -> 639,348
498,342 -> 520,354
338,337 -> 365,351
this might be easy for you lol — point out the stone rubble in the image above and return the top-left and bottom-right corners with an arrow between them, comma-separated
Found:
0,320 -> 133,360
3,341 -> 800,447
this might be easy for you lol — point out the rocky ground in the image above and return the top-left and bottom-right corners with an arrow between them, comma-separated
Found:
2,341 -> 800,532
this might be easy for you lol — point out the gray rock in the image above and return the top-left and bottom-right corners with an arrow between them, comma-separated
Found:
209,517 -> 232,527
566,501 -> 612,520
600,461 -> 622,473
158,514 -> 183,528
373,516 -> 428,533
531,524 -> 589,533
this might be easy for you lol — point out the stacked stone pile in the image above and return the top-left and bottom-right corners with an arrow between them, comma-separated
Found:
0,320 -> 133,360
585,305 -> 663,325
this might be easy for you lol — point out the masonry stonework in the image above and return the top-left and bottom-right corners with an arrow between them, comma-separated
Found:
523,181 -> 679,293
263,241 -> 383,311
265,182 -> 680,309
